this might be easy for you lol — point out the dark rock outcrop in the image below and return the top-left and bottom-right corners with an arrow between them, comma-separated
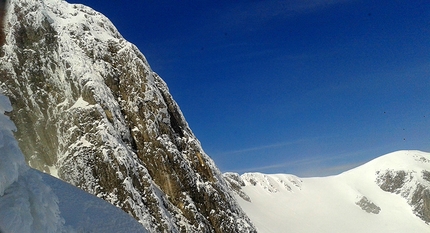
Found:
223,172 -> 252,202
0,0 -> 256,232
0,0 -> 6,46
355,196 -> 381,214
376,169 -> 430,223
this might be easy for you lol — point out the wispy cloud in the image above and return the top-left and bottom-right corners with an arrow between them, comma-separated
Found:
234,157 -> 318,174
217,137 -> 319,156
218,0 -> 352,29
233,146 -> 391,176
234,153 -> 341,174
294,161 -> 367,177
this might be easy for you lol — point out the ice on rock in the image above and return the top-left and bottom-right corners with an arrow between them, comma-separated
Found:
0,0 -> 256,231
0,94 -> 25,196
0,94 -> 66,233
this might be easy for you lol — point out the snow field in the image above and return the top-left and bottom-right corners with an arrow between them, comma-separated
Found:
236,151 -> 430,233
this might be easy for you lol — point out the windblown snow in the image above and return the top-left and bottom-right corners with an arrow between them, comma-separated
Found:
226,150 -> 430,233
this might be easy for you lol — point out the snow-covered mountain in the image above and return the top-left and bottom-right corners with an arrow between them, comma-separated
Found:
0,0 -> 255,232
224,150 -> 430,233
1,0 -> 429,233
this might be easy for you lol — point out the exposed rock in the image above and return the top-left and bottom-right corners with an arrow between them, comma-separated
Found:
355,196 -> 381,214
0,0 -> 256,232
225,172 -> 302,202
377,170 -> 408,193
241,173 -> 302,193
223,173 -> 251,202
0,0 -> 6,46
376,169 -> 430,223
410,184 -> 430,223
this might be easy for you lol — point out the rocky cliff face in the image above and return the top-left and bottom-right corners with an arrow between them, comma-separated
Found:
376,168 -> 430,223
0,0 -> 256,232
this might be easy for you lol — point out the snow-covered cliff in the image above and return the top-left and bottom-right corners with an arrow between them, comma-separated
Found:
0,93 -> 147,233
0,93 -> 66,233
0,0 -> 255,232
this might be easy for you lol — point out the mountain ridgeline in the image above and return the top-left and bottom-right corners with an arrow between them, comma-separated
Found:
0,0 -> 256,232
0,0 -> 6,46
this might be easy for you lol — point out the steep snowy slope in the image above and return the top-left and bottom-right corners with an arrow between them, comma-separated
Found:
0,0 -> 255,232
225,150 -> 430,233
40,170 -> 148,233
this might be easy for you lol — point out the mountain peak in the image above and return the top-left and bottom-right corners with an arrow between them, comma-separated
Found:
225,150 -> 430,233
344,150 -> 430,175
1,0 -> 256,232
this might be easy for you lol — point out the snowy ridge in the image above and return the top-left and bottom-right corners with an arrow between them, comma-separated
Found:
226,150 -> 430,233
0,0 -> 255,232
240,173 -> 303,193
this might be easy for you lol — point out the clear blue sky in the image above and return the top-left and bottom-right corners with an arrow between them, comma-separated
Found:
70,0 -> 430,177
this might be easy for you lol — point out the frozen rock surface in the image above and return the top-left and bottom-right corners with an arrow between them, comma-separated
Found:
0,93 -> 147,233
0,93 -> 67,233
0,0 -> 255,232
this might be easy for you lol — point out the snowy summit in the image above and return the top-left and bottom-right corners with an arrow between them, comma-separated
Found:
0,0 -> 254,232
225,150 -> 430,233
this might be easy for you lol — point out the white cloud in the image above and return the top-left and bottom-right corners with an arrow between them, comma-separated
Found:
218,0 -> 352,29
218,138 -> 313,156
233,146 -> 389,176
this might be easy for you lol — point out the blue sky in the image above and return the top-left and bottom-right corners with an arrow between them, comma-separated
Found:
70,0 -> 430,177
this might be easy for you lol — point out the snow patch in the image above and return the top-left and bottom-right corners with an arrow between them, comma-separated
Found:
70,97 -> 90,109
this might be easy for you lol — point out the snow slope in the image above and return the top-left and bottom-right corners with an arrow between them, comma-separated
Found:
0,93 -> 147,233
40,171 -> 147,233
0,94 -> 65,233
226,150 -> 430,233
